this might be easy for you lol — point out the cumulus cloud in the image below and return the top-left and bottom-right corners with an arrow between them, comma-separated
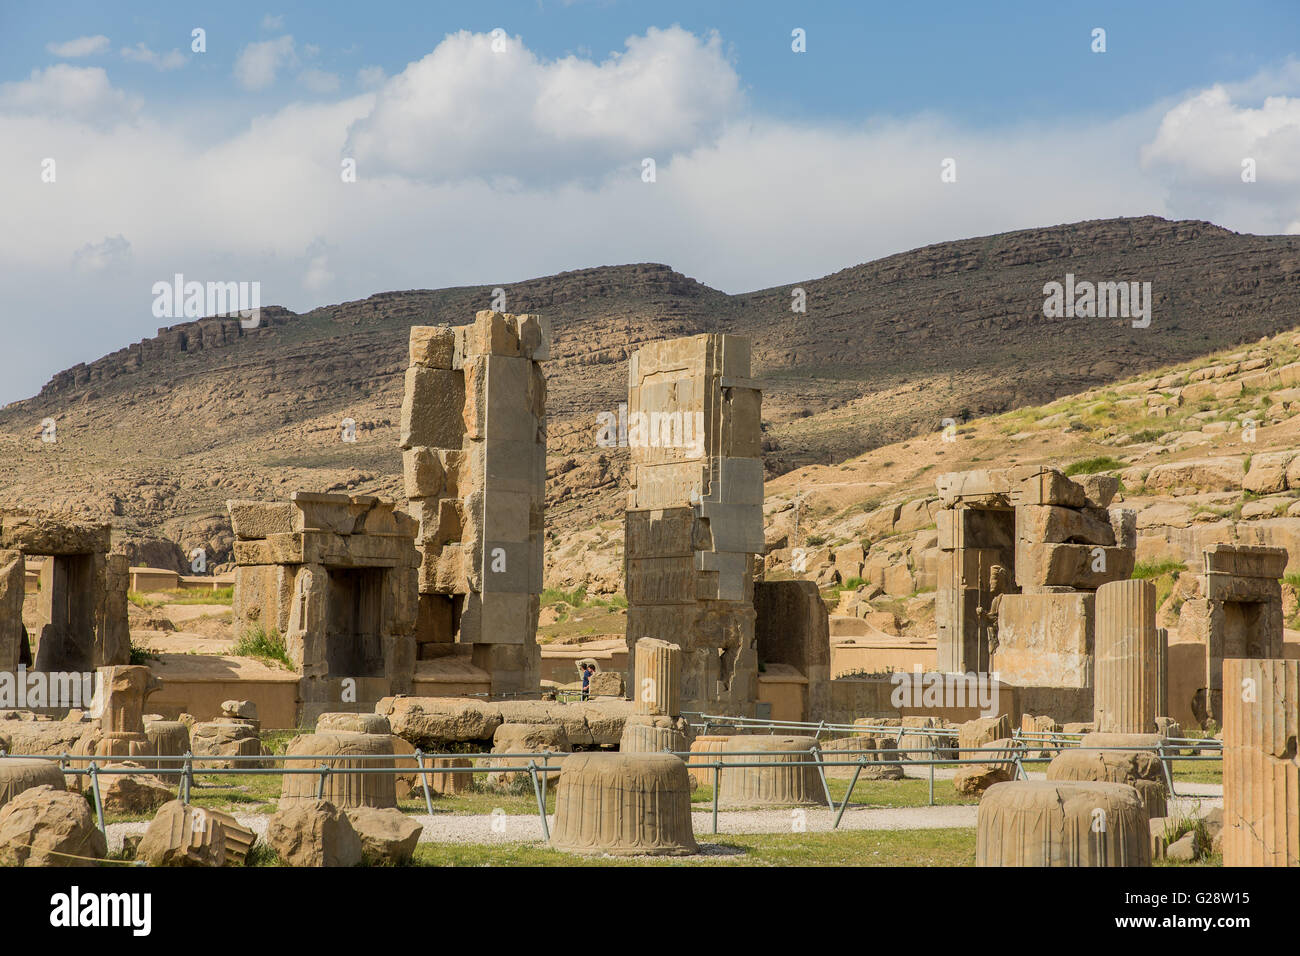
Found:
345,26 -> 742,184
120,42 -> 187,71
1,29 -> 1299,405
262,14 -> 285,31
233,35 -> 296,90
47,35 -> 110,58
356,65 -> 385,89
0,64 -> 139,121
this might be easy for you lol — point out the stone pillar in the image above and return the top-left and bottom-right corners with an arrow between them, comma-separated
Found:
402,312 -> 549,697
0,550 -> 22,673
624,334 -> 762,716
1155,626 -> 1169,719
1222,658 -> 1299,866
718,735 -> 821,807
1094,579 -> 1158,734
633,638 -> 681,716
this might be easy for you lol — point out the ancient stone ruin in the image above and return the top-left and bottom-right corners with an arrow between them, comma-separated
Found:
0,509 -> 129,671
230,493 -> 420,719
1221,657 -> 1297,866
550,752 -> 697,856
401,312 -> 550,697
936,467 -> 1135,721
1179,544 -> 1286,725
623,333 -> 764,716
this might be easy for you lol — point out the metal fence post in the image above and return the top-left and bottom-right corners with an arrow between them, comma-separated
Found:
88,762 -> 106,836
712,762 -> 721,835
414,749 -> 435,816
527,761 -> 550,842
833,758 -> 865,830
316,763 -> 329,800
812,747 -> 834,810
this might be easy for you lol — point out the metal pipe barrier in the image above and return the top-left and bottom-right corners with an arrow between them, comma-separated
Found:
2,733 -> 1222,841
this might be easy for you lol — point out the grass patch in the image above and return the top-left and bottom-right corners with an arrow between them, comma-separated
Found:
127,590 -> 160,609
1063,456 -> 1126,476
231,626 -> 294,669
164,586 -> 234,605
1132,558 -> 1187,579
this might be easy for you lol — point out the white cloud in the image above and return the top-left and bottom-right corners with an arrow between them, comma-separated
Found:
233,35 -> 296,91
2,30 -> 1299,406
120,42 -> 187,71
345,26 -> 742,184
356,66 -> 385,89
71,235 -> 131,273
298,68 -> 340,94
0,64 -> 139,121
47,35 -> 110,58
262,14 -> 285,31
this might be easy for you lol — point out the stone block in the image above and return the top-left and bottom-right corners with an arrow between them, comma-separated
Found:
1015,504 -> 1116,546
227,500 -> 296,540
1016,541 -> 1135,589
994,592 -> 1094,688
400,366 -> 465,450
1015,469 -> 1086,508
719,735 -> 821,807
408,325 -> 455,369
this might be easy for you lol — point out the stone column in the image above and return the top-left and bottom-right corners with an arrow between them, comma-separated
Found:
1155,626 -> 1169,719
1093,579 -> 1158,734
633,638 -> 681,716
1222,658 -> 1298,866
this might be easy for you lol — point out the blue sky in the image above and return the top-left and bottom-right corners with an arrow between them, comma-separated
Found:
1,1 -> 1298,403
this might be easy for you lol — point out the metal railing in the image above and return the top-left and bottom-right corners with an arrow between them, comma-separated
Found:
1,725 -> 1222,844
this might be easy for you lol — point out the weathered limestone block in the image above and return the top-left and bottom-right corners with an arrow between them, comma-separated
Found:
98,763 -> 173,815
315,712 -> 391,735
487,723 -> 570,786
279,732 -> 397,810
400,365 -> 467,450
266,800 -> 363,867
95,664 -> 162,739
994,592 -> 1094,688
550,752 -> 697,856
633,637 -> 682,717
226,500 -> 296,539
976,780 -> 1151,867
1015,505 -> 1115,546
345,806 -> 422,864
190,719 -> 262,769
143,720 -> 190,783
1015,469 -> 1086,508
1094,579 -> 1159,734
1047,748 -> 1169,819
0,785 -> 107,866
819,736 -> 904,780
958,714 -> 1013,757
718,735 -> 821,807
619,714 -> 689,754
408,325 -> 456,369
1017,542 -> 1134,589
954,763 -> 1012,795
686,734 -> 730,788
0,758 -> 65,808
137,800 -> 225,867
589,671 -> 625,697
1222,658 -> 1299,866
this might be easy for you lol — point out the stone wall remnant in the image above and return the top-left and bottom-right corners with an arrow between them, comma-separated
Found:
230,493 -> 420,721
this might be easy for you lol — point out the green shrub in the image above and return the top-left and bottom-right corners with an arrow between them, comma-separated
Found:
1132,558 -> 1187,579
232,626 -> 293,669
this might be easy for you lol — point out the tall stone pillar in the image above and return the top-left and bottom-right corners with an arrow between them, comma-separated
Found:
1222,658 -> 1299,866
0,550 -> 22,673
401,312 -> 550,697
1093,579 -> 1158,734
623,334 -> 763,717
633,638 -> 681,716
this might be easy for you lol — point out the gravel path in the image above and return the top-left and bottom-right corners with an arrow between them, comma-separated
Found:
103,775 -> 1223,852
